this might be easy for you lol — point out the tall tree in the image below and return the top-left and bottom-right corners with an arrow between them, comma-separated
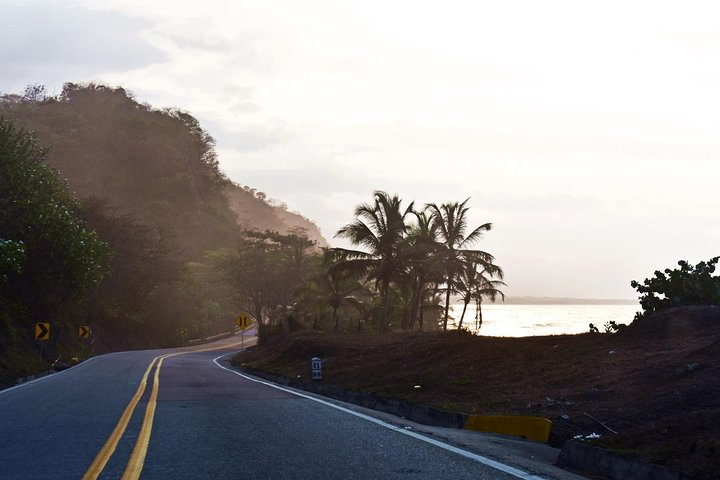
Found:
77,199 -> 183,345
402,208 -> 441,330
455,262 -> 505,331
213,229 -> 316,328
333,191 -> 414,332
427,199 -> 495,331
0,117 -> 108,363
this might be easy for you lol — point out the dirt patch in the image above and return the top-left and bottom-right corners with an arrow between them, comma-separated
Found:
234,306 -> 720,479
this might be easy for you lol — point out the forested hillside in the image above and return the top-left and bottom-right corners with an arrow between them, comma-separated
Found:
0,83 -> 326,385
0,83 -> 326,257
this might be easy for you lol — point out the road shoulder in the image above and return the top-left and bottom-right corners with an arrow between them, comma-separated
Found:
215,355 -> 588,480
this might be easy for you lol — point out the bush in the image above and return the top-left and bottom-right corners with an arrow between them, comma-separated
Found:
631,257 -> 720,320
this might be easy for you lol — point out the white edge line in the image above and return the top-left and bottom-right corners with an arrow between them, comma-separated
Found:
212,351 -> 547,480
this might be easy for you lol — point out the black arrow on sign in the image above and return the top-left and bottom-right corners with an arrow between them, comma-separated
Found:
36,323 -> 49,340
79,326 -> 90,338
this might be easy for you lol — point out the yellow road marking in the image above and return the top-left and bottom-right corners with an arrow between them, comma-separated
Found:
81,357 -> 159,480
83,338 -> 250,479
121,355 -> 168,480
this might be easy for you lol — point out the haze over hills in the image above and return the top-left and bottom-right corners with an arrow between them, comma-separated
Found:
0,83 -> 328,257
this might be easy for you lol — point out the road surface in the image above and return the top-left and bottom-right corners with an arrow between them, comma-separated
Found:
1,334 -> 558,479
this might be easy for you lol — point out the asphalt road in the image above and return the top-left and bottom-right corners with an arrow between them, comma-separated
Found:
0,334 -> 545,480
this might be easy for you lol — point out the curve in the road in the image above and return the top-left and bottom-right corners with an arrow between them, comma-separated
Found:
2,334 -> 557,480
82,339 -> 249,480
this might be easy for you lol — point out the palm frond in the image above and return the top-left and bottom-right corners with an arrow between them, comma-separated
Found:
336,220 -> 381,251
460,222 -> 492,248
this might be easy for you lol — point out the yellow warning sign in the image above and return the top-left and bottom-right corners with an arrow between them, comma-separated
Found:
35,322 -> 50,340
234,313 -> 253,330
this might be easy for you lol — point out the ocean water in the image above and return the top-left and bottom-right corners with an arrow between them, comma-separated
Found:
448,303 -> 640,337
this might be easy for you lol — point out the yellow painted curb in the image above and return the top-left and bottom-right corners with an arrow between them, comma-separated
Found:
464,415 -> 552,443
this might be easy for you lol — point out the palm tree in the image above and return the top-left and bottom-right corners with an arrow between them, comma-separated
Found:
455,261 -> 505,331
300,268 -> 367,332
419,289 -> 445,331
332,191 -> 414,332
427,198 -> 495,331
402,208 -> 441,330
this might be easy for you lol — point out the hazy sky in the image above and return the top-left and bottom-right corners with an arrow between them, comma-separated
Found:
3,0 -> 719,299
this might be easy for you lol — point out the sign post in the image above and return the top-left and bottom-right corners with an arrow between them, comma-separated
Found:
234,313 -> 253,350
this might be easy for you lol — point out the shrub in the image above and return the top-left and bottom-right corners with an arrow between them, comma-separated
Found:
631,257 -> 720,320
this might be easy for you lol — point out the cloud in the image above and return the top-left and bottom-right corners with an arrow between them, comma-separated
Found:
223,165 -> 377,196
205,120 -> 296,153
0,4 -> 165,91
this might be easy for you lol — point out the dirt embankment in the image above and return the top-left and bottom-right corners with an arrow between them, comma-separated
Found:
234,306 -> 720,479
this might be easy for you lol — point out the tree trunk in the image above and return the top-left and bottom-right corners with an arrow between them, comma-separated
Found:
408,288 -> 418,330
333,306 -> 339,333
380,282 -> 391,333
409,274 -> 424,330
476,298 -> 483,332
442,281 -> 451,331
458,297 -> 469,330
400,288 -> 409,331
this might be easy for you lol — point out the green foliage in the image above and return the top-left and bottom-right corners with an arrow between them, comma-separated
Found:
0,239 -> 25,283
0,117 -> 109,384
631,257 -> 720,320
0,117 -> 108,315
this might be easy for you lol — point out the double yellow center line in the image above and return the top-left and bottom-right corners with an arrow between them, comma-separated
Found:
82,341 -> 246,480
